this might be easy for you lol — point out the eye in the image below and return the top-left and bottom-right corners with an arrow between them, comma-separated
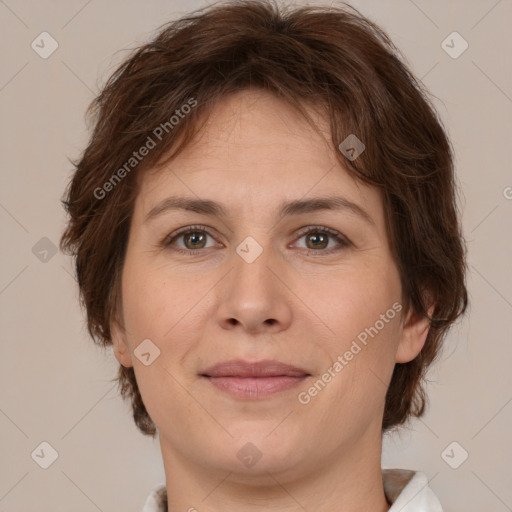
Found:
161,224 -> 351,256
162,225 -> 219,254
292,226 -> 350,255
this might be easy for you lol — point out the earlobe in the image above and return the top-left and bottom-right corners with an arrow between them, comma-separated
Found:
395,303 -> 435,364
110,317 -> 133,368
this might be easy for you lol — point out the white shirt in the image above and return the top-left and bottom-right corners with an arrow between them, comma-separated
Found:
141,468 -> 443,512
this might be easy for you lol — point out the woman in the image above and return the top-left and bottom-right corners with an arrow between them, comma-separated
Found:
60,1 -> 468,510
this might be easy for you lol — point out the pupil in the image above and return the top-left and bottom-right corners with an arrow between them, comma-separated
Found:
308,232 -> 327,249
186,232 -> 205,248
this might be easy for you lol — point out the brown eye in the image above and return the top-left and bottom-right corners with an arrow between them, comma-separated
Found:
293,226 -> 350,254
305,232 -> 329,250
162,225 -> 218,253
183,231 -> 207,249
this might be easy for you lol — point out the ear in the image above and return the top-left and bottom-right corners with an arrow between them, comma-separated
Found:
110,316 -> 133,368
395,301 -> 435,364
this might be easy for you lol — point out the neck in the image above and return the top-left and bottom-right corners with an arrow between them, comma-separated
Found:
158,426 -> 390,512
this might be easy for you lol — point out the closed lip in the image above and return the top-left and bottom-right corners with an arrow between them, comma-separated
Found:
200,359 -> 310,378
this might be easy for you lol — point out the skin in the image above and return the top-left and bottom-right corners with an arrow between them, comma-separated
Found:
111,89 -> 432,512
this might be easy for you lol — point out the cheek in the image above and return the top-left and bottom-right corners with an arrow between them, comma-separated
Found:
298,260 -> 402,352
121,261 -> 194,341
300,259 -> 402,413
120,263 -> 211,386
313,316 -> 401,436
120,266 -> 203,426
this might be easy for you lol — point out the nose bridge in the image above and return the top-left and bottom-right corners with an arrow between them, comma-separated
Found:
216,234 -> 292,333
230,234 -> 275,304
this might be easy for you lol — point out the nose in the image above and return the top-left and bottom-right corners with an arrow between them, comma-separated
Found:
215,240 -> 293,335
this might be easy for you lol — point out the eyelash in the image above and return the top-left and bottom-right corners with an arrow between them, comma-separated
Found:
161,224 -> 351,256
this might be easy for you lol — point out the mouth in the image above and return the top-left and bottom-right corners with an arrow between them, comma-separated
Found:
199,359 -> 311,399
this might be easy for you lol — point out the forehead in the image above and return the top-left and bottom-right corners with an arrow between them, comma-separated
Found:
134,89 -> 383,224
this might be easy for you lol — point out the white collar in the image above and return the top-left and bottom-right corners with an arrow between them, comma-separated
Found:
383,468 -> 443,511
142,468 -> 443,512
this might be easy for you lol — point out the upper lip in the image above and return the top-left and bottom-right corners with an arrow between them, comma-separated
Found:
200,359 -> 310,378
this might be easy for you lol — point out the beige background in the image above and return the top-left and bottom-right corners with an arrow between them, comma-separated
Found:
1,0 -> 511,511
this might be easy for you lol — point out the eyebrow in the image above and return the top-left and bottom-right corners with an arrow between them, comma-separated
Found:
144,195 -> 375,226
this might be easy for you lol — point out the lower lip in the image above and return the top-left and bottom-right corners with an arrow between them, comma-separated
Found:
203,375 -> 308,399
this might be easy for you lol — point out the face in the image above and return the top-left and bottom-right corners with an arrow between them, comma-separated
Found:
112,89 -> 430,481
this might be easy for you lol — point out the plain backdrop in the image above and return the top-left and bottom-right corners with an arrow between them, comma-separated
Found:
0,1 -> 511,511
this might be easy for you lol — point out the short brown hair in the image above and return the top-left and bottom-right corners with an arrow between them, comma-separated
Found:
60,0 -> 468,436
